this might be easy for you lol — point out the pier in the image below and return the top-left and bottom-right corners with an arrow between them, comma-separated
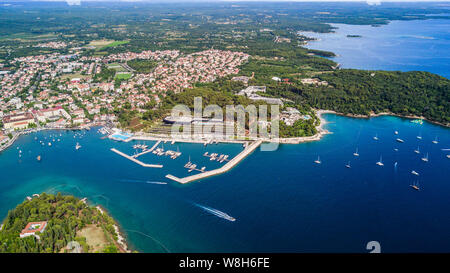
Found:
132,140 -> 161,158
111,148 -> 163,168
203,152 -> 229,163
165,140 -> 262,183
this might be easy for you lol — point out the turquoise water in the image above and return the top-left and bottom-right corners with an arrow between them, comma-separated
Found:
1,19 -> 450,253
1,115 -> 449,252
300,19 -> 450,78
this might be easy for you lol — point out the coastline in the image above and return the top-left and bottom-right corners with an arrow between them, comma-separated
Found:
95,204 -> 131,253
0,124 -> 98,154
323,110 -> 450,128
1,109 -> 447,156
276,109 -> 332,144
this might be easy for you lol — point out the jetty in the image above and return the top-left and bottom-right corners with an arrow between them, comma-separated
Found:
132,140 -> 161,158
165,140 -> 262,183
111,148 -> 163,168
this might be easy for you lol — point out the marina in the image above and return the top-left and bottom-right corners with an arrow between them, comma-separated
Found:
0,113 -> 449,253
111,148 -> 163,168
203,152 -> 230,163
166,140 -> 262,184
132,140 -> 161,158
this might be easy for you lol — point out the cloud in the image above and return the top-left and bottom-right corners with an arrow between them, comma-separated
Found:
66,0 -> 81,5
366,0 -> 382,5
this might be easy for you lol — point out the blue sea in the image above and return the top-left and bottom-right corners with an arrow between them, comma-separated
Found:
299,19 -> 450,78
0,115 -> 449,253
1,19 -> 450,253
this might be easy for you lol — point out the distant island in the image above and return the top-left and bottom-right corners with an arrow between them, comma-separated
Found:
346,35 -> 362,38
0,193 -> 130,253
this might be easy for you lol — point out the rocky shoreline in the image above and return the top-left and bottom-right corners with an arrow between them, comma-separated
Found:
95,205 -> 131,253
323,110 -> 449,128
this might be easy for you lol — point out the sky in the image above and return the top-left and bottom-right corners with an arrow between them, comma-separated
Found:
3,0 -> 449,2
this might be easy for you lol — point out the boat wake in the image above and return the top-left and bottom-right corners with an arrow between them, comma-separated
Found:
147,181 -> 168,185
194,203 -> 236,222
119,179 -> 167,185
125,229 -> 171,253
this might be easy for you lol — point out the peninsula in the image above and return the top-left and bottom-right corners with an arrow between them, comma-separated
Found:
0,193 -> 130,253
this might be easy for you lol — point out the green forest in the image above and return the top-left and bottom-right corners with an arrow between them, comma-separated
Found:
302,70 -> 449,124
0,193 -> 122,253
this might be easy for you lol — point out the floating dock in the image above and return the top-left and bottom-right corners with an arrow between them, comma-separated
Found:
165,140 -> 262,183
111,148 -> 163,168
132,140 -> 161,158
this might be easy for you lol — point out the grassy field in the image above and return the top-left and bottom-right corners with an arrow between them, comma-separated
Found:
100,40 -> 129,49
0,32 -> 58,41
107,63 -> 127,72
88,39 -> 129,51
59,73 -> 91,80
114,72 -> 132,80
76,224 -> 109,253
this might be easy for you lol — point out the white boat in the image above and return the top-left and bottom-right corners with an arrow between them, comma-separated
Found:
447,155 -> 450,159
394,131 -> 398,135
353,148 -> 359,157
75,143 -> 81,150
421,153 -> 429,162
48,142 -> 52,146
432,137 -> 439,144
411,170 -> 419,176
373,134 -> 379,141
414,146 -> 420,154
410,181 -> 420,191
376,156 -> 384,166
345,161 -> 351,168
196,204 -> 236,222
417,135 -> 422,140
314,156 -> 321,164
396,138 -> 404,143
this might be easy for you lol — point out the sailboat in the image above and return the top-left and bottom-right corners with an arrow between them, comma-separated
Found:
184,155 -> 192,168
432,137 -> 439,144
414,146 -> 420,154
373,134 -> 379,141
376,156 -> 384,166
345,161 -> 351,168
421,153 -> 429,162
411,170 -> 419,176
417,134 -> 422,140
314,156 -> 321,164
353,148 -> 359,157
410,181 -> 420,191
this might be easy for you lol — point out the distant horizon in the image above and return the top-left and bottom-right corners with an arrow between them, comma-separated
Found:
1,0 -> 450,3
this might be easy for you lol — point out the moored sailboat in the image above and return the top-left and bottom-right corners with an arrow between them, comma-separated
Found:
314,156 -> 321,164
376,156 -> 384,166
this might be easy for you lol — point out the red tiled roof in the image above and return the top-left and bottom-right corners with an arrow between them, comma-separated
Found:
20,221 -> 47,235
